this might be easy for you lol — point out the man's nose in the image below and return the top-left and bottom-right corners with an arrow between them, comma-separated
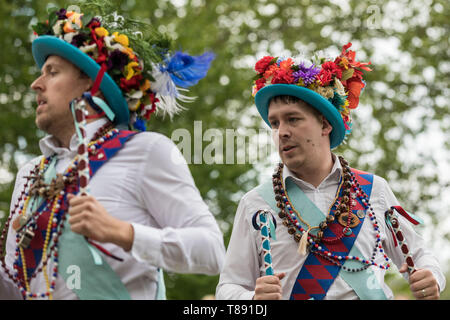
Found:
30,74 -> 44,92
277,121 -> 291,138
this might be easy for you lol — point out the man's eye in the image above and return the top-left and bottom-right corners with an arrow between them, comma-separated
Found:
270,121 -> 279,128
289,117 -> 299,123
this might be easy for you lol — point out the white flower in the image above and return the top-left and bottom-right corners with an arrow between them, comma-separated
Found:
63,31 -> 77,44
79,43 -> 97,53
334,78 -> 346,96
103,35 -> 123,51
52,20 -> 64,36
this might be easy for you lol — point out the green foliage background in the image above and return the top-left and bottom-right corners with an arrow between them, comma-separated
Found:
0,0 -> 448,299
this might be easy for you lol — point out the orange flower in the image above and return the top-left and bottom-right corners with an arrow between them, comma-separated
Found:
346,79 -> 365,109
279,58 -> 294,71
63,11 -> 83,33
263,64 -> 278,78
122,46 -> 136,60
140,79 -> 151,92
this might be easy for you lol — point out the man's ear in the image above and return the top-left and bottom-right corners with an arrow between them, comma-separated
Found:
85,78 -> 94,93
321,116 -> 333,136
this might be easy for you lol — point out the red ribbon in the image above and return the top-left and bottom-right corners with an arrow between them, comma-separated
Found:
90,63 -> 108,96
392,206 -> 421,225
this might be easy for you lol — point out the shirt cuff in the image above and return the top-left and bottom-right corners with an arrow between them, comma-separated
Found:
240,290 -> 256,300
130,222 -> 163,266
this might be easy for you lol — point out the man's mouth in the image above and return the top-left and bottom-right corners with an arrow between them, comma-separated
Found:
282,145 -> 296,153
36,98 -> 47,112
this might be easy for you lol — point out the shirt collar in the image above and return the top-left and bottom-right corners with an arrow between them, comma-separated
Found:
282,154 -> 342,190
39,118 -> 109,158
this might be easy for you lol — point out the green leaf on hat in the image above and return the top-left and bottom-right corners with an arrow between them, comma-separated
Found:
252,73 -> 263,81
46,5 -> 59,15
81,13 -> 94,27
341,68 -> 354,81
32,22 -> 51,35
48,11 -> 58,29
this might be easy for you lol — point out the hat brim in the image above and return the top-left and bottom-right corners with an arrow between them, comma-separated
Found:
254,84 -> 345,149
32,36 -> 129,126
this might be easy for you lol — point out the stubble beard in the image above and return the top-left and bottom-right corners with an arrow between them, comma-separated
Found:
35,105 -> 75,142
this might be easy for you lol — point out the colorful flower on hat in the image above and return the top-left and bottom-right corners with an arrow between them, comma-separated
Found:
255,56 -> 275,74
63,11 -> 83,33
252,42 -> 372,138
32,6 -> 215,130
292,63 -> 320,86
112,32 -> 129,48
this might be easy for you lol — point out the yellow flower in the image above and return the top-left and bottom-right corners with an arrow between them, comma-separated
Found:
341,100 -> 350,116
112,31 -> 129,47
125,61 -> 140,80
95,27 -> 109,37
339,57 -> 349,70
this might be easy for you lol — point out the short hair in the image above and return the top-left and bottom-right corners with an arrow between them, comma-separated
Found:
78,69 -> 106,100
79,69 -> 90,79
269,95 -> 322,121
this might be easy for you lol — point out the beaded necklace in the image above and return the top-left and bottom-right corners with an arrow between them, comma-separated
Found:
272,155 -> 391,272
0,122 -> 119,299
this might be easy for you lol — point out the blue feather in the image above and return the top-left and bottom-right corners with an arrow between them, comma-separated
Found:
133,118 -> 147,131
165,51 -> 215,88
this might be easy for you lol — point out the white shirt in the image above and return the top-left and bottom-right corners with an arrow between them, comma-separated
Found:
1,118 -> 225,299
215,156 -> 445,300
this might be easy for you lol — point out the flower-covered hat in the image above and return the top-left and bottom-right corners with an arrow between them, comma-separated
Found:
31,4 -> 214,130
252,43 -> 372,149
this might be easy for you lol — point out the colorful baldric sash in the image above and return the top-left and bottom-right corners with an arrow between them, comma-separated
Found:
256,168 -> 387,300
17,130 -> 136,299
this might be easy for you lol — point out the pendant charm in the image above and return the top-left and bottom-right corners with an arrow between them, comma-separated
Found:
337,212 -> 360,228
343,227 -> 353,236
12,215 -> 30,232
18,227 -> 35,249
356,210 -> 365,219
298,230 -> 309,256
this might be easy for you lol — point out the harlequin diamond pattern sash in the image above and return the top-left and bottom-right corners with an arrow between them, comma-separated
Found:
289,168 -> 375,300
256,168 -> 386,300
16,130 -> 136,298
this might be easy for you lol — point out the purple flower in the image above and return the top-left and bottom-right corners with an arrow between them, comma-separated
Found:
107,49 -> 129,71
56,8 -> 67,20
292,63 -> 320,86
71,33 -> 88,47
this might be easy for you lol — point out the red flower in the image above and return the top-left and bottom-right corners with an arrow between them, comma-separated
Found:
264,64 -> 278,79
142,93 -> 159,119
255,56 -> 275,74
322,61 -> 342,79
337,42 -> 372,72
271,68 -> 294,84
317,69 -> 332,86
255,77 -> 266,90
317,61 -> 342,85
87,18 -> 101,29
120,74 -> 143,91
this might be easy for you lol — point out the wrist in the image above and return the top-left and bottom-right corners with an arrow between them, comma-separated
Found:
113,220 -> 134,252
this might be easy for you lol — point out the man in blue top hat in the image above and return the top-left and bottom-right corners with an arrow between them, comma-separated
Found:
0,4 -> 225,299
216,44 -> 445,300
